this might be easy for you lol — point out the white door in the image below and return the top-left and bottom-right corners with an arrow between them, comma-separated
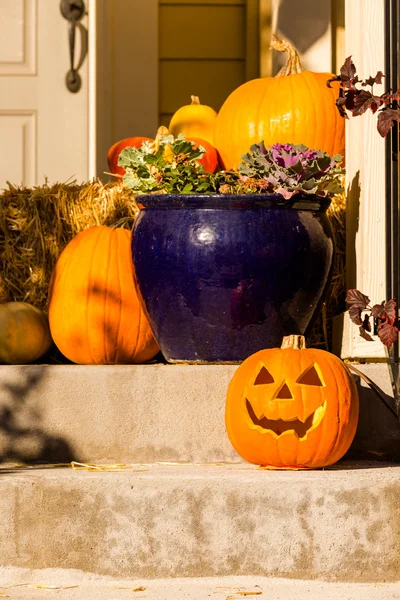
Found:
0,0 -> 90,190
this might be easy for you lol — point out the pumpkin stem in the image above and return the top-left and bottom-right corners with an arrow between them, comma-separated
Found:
271,34 -> 302,77
281,335 -> 307,350
156,126 -> 169,139
191,95 -> 201,105
154,126 -> 170,152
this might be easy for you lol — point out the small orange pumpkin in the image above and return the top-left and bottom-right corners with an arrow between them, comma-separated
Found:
225,335 -> 359,469
215,35 -> 345,170
48,226 -> 159,364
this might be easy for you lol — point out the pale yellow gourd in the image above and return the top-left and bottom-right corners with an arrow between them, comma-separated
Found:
0,302 -> 53,364
168,96 -> 217,145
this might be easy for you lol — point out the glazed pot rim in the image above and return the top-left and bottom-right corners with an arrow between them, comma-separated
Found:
135,193 -> 332,212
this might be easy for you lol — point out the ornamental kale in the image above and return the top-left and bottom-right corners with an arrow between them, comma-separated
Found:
118,132 -> 344,198
238,143 -> 345,199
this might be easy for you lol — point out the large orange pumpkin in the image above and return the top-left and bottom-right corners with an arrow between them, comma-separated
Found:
225,335 -> 359,469
48,226 -> 159,364
215,35 -> 345,170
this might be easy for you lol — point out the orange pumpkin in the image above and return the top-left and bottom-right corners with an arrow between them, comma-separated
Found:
214,35 -> 345,170
225,335 -> 359,469
188,136 -> 219,173
107,136 -> 152,176
48,226 -> 159,364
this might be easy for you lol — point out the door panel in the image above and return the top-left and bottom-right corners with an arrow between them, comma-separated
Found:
0,0 -> 36,75
0,0 -> 89,189
159,5 -> 246,59
0,111 -> 36,187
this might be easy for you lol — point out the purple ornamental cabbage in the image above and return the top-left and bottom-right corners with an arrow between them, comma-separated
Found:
239,142 -> 344,199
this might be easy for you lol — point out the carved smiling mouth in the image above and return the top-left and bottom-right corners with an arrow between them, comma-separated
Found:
246,399 -> 327,438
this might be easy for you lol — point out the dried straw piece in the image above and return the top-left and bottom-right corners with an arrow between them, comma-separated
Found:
71,461 -> 148,472
26,584 -> 79,590
225,593 -> 262,598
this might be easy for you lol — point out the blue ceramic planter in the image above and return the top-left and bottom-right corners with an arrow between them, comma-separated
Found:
131,194 -> 334,363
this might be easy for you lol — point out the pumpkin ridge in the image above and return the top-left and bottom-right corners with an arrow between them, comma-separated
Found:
311,351 -> 341,466
302,72 -> 320,150
331,81 -> 344,160
9,309 -> 18,361
273,75 -> 283,144
313,74 -> 334,156
54,233 -> 75,358
128,233 -> 143,361
51,235 -> 78,358
329,354 -> 345,460
256,86 -> 265,147
320,74 -> 336,155
310,73 -> 323,150
290,74 -> 297,144
103,227 -> 114,363
275,349 -> 290,466
113,229 -> 124,364
87,226 -> 106,364
326,356 -> 355,465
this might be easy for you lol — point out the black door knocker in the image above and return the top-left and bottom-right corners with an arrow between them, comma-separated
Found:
60,0 -> 88,93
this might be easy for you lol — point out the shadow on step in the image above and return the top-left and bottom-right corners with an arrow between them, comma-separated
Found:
345,375 -> 400,463
0,366 -> 76,466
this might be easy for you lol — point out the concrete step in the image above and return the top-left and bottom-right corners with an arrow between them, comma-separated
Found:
1,462 -> 400,582
1,363 -> 399,464
1,570 -> 400,600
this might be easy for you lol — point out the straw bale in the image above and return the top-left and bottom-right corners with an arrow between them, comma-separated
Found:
0,180 -> 137,311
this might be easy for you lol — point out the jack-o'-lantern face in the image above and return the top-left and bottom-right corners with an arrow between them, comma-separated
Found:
245,362 -> 327,438
225,337 -> 359,469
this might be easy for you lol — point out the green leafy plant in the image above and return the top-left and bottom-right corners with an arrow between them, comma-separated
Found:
118,134 -> 218,195
119,134 -> 345,197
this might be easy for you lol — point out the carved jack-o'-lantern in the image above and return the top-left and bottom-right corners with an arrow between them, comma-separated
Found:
225,335 -> 359,469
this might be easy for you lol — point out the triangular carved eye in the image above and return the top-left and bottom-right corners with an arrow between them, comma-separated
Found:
254,366 -> 274,385
297,364 -> 324,386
